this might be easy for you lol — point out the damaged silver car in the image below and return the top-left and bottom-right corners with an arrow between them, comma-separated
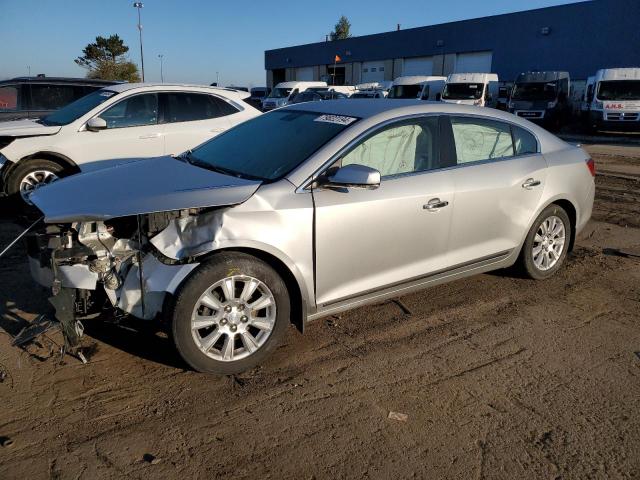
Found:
26,100 -> 595,374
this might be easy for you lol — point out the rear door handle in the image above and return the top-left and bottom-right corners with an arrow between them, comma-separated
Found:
423,198 -> 449,211
522,178 -> 541,189
139,133 -> 161,139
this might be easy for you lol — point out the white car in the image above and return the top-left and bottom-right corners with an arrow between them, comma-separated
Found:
0,83 -> 260,205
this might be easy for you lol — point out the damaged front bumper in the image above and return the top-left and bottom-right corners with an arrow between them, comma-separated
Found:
27,212 -> 201,322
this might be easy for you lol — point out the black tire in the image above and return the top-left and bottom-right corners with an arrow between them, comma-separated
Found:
518,204 -> 572,280
6,158 -> 67,209
171,252 -> 290,374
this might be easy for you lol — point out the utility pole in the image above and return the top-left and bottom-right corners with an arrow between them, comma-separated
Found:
133,2 -> 145,82
158,54 -> 164,83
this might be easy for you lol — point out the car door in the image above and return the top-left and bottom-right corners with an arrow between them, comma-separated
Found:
446,115 -> 546,266
313,116 -> 456,307
68,92 -> 164,170
161,92 -> 237,155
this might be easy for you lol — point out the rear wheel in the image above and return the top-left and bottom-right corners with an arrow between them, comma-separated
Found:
519,204 -> 571,280
171,252 -> 290,374
6,158 -> 66,207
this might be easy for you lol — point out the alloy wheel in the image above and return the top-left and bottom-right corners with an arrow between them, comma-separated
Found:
532,215 -> 566,271
19,169 -> 59,204
190,275 -> 276,362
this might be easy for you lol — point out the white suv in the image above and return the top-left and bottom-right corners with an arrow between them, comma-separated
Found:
0,83 -> 260,205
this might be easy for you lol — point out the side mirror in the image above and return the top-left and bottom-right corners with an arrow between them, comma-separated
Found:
86,117 -> 107,131
326,164 -> 380,189
435,92 -> 442,101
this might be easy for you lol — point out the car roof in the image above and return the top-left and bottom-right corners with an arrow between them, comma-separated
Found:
1,77 -> 119,85
102,82 -> 251,99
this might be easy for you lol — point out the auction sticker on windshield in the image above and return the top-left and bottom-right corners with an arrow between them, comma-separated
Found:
314,114 -> 357,125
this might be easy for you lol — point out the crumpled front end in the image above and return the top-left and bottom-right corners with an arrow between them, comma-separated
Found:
27,211 -> 202,321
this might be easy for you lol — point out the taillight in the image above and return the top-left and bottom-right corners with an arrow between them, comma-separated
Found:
586,158 -> 596,177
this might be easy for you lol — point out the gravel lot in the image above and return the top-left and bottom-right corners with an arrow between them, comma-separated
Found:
0,142 -> 638,479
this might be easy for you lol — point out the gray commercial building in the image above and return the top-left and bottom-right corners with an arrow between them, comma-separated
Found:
264,0 -> 640,89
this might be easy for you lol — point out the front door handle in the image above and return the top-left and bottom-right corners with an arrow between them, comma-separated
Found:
522,178 -> 541,189
139,133 -> 161,139
423,198 -> 449,211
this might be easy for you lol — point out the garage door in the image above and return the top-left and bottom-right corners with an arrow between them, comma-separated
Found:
454,51 -> 493,73
402,56 -> 434,76
296,66 -> 314,81
361,61 -> 385,83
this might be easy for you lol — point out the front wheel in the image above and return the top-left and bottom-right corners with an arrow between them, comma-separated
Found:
6,158 -> 66,207
518,204 -> 572,280
171,252 -> 290,374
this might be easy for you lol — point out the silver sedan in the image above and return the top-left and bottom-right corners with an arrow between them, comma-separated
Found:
29,100 -> 595,374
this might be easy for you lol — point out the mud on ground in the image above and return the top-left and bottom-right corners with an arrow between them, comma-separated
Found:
0,143 -> 638,479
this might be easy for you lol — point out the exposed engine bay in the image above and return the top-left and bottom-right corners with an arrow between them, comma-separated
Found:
25,209 -> 216,329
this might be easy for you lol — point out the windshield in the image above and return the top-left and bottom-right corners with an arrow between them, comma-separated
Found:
511,81 -> 557,101
268,87 -> 292,99
187,110 -> 357,181
596,80 -> 640,101
388,85 -> 421,99
40,89 -> 118,126
442,83 -> 484,100
251,91 -> 267,98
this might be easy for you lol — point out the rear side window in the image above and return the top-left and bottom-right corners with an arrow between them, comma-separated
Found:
512,125 -> 538,155
450,117 -> 514,164
0,86 -> 18,111
165,93 -> 238,122
29,84 -> 75,110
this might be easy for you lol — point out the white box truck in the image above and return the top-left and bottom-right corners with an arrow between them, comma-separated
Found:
441,73 -> 499,107
508,71 -> 571,131
587,68 -> 640,132
262,81 -> 327,111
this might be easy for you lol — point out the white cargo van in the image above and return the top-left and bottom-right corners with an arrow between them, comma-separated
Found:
262,81 -> 327,111
441,73 -> 499,107
588,68 -> 640,132
387,76 -> 446,100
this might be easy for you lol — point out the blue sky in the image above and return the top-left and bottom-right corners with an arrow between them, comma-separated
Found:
0,0 -> 583,87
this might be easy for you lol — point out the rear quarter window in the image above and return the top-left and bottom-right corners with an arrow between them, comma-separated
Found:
512,125 -> 538,155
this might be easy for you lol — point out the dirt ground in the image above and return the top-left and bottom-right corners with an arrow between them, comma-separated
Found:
0,142 -> 639,480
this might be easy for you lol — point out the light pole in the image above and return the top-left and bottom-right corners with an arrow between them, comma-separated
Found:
158,54 -> 164,83
133,2 -> 145,82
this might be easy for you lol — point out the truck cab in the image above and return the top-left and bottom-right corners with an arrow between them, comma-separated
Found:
588,68 -> 640,132
508,71 -> 571,131
262,81 -> 328,111
441,73 -> 499,107
387,76 -> 446,100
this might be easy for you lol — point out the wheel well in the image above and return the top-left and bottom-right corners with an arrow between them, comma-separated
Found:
212,247 -> 305,333
551,199 -> 577,252
2,152 -> 80,193
21,152 -> 80,174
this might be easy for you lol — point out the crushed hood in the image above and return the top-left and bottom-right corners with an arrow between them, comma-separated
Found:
30,156 -> 262,223
0,118 -> 61,137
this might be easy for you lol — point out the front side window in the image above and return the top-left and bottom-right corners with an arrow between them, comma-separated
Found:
450,117 -> 514,164
268,87 -> 292,99
29,84 -> 75,110
0,86 -> 18,111
100,93 -> 158,128
341,117 -> 440,177
41,89 -> 118,126
443,83 -> 484,100
187,110 -> 355,181
388,84 -> 421,99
